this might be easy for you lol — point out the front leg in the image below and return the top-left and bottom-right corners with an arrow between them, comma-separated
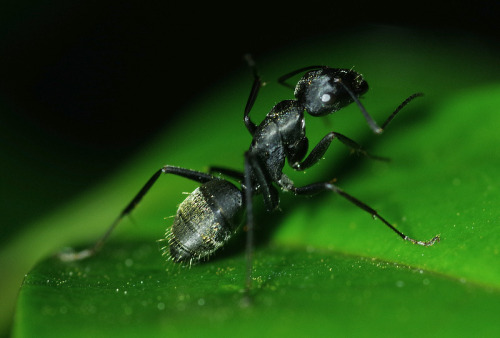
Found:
291,131 -> 388,171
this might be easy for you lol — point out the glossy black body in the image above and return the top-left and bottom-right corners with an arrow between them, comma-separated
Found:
245,67 -> 370,210
167,67 -> 374,262
59,63 -> 438,290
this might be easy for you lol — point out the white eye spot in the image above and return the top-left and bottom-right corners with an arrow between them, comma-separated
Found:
321,93 -> 331,103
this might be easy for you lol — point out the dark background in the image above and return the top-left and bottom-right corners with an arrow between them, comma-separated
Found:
0,0 -> 498,241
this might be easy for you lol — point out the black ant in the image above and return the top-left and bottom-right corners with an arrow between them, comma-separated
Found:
59,56 -> 440,293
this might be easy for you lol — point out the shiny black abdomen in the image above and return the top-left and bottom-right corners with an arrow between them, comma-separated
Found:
166,179 -> 244,263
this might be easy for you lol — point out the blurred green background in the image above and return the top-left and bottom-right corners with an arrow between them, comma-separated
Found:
1,0 -> 499,337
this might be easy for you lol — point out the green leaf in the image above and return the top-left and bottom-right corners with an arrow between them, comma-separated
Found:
14,242 -> 500,337
11,27 -> 500,337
